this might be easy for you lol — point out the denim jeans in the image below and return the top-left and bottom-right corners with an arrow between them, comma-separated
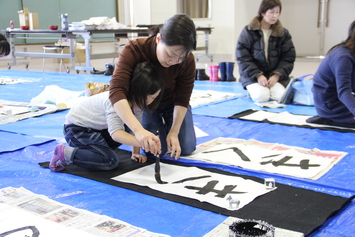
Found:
142,103 -> 196,157
63,124 -> 121,170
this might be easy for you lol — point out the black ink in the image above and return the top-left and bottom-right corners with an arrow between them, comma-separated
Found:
0,226 -> 40,237
229,220 -> 274,236
154,130 -> 167,184
203,147 -> 250,161
155,157 -> 167,184
172,175 -> 211,184
260,155 -> 320,169
262,154 -> 281,159
185,180 -> 246,198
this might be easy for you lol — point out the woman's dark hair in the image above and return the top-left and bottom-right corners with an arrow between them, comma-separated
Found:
149,14 -> 197,63
0,34 -> 10,56
328,20 -> 355,55
258,0 -> 282,20
128,61 -> 164,111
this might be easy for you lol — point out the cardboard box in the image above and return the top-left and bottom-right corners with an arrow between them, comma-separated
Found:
18,8 -> 29,26
18,8 -> 39,29
29,13 -> 39,30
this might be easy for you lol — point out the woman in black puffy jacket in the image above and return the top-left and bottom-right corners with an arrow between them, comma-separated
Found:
236,0 -> 295,103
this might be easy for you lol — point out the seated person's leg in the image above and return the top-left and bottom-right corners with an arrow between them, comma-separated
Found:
177,106 -> 196,156
63,125 -> 120,171
306,116 -> 355,128
270,82 -> 286,101
143,104 -> 196,158
142,109 -> 166,156
246,83 -> 270,102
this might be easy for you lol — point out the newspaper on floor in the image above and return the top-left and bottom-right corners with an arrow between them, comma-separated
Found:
0,77 -> 38,85
0,100 -> 58,124
0,186 -> 170,237
183,137 -> 347,180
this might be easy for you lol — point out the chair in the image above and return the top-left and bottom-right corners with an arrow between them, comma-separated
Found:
42,45 -> 81,73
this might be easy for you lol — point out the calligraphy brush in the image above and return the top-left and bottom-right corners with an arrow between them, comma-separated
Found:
154,131 -> 167,184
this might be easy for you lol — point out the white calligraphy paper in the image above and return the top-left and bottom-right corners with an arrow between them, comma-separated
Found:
112,163 -> 274,210
190,90 -> 240,108
193,143 -> 334,179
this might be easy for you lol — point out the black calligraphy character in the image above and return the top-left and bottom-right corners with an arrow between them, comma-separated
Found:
262,154 -> 281,158
0,226 -> 40,237
185,180 -> 246,198
172,175 -> 211,184
260,155 -> 320,169
202,147 -> 250,161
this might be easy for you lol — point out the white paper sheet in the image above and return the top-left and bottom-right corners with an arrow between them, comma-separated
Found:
240,111 -> 355,131
112,163 -> 274,210
182,137 -> 347,180
0,187 -> 169,237
190,90 -> 240,108
197,144 -> 334,179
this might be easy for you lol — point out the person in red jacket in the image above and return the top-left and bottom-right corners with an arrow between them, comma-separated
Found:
109,14 -> 197,160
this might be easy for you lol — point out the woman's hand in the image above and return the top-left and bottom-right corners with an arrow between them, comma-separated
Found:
166,131 -> 181,160
135,128 -> 161,156
113,100 -> 161,156
131,153 -> 147,163
257,75 -> 268,87
267,74 -> 280,88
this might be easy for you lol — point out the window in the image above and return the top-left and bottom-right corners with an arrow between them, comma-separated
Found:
178,0 -> 211,19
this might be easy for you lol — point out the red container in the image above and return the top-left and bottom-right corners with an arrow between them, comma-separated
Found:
49,25 -> 58,30
20,26 -> 29,30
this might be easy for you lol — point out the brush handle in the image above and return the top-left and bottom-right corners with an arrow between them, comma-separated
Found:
153,130 -> 167,184
155,155 -> 160,173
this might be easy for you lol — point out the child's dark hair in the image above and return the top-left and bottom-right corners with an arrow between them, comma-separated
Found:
0,34 -> 10,57
149,14 -> 197,64
128,61 -> 164,111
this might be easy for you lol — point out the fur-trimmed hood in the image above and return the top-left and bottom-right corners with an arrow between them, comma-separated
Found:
248,16 -> 284,37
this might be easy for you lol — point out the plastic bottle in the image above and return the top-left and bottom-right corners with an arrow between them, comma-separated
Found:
61,14 -> 69,30
10,20 -> 14,29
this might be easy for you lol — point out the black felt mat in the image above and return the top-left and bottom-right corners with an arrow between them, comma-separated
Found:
39,149 -> 353,236
229,109 -> 355,133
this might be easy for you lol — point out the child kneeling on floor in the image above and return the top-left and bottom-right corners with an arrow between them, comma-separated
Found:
50,61 -> 164,172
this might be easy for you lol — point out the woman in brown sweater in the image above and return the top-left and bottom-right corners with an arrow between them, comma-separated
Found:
109,14 -> 197,159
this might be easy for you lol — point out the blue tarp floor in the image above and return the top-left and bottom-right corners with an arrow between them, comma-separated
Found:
0,70 -> 354,236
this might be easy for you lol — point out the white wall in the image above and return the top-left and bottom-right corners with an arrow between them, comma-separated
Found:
150,0 -> 177,24
325,0 -> 355,53
147,0 -> 242,60
131,0 -> 151,26
122,0 -> 355,59
193,0 -> 239,61
128,0 -> 260,60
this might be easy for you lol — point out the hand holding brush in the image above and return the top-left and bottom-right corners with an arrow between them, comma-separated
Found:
154,131 -> 167,184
